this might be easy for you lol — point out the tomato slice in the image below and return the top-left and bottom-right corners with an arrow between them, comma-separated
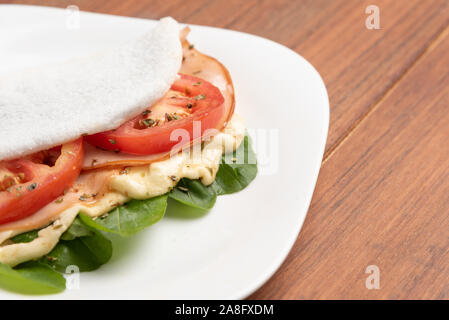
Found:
0,138 -> 84,225
85,74 -> 225,155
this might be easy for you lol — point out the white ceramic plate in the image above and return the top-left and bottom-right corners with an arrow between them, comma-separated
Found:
0,4 -> 329,299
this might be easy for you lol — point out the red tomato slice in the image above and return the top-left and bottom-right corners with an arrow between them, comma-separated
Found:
85,74 -> 225,155
0,138 -> 84,225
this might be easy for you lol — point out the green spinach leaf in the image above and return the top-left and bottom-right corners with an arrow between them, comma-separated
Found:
60,218 -> 94,241
169,178 -> 216,210
211,135 -> 258,195
79,195 -> 167,237
168,134 -> 257,209
41,217 -> 112,272
11,229 -> 39,243
0,261 -> 65,294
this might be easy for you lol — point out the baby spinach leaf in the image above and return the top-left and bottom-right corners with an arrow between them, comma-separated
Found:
11,229 -> 40,243
41,217 -> 112,272
165,198 -> 210,219
79,195 -> 168,237
0,261 -> 65,295
168,134 -> 257,208
11,216 -> 94,244
60,218 -> 94,241
211,135 -> 258,195
169,178 -> 217,210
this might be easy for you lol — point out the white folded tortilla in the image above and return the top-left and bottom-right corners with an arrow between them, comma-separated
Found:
0,17 -> 182,161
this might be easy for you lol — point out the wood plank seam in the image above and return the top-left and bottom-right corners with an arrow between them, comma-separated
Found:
322,20 -> 449,165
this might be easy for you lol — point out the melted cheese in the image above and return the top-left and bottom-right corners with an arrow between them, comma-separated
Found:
0,115 -> 245,267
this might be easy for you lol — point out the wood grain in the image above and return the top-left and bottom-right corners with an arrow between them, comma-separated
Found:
3,0 -> 449,299
250,25 -> 449,300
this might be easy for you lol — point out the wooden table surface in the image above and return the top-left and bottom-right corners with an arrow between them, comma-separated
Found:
3,0 -> 449,299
